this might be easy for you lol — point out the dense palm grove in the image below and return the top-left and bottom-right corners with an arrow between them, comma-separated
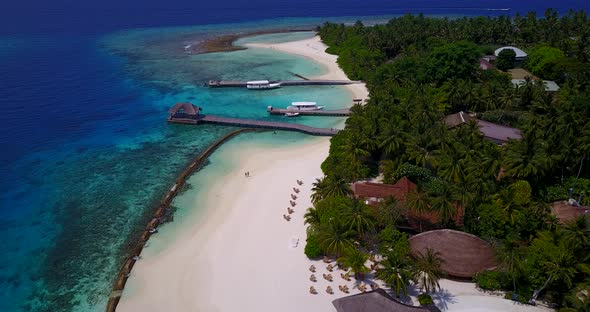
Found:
304,10 -> 590,310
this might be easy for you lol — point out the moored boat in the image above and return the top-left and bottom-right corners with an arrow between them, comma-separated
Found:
284,112 -> 300,117
286,102 -> 325,111
246,80 -> 281,90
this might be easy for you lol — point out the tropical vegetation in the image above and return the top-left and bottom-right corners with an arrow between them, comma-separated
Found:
304,10 -> 590,309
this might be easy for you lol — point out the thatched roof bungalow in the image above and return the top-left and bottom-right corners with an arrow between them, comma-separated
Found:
409,229 -> 497,278
551,201 -> 590,224
332,289 -> 440,312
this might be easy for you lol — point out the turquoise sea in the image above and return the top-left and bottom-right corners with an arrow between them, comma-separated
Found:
1,22 -> 352,312
2,2 -> 590,310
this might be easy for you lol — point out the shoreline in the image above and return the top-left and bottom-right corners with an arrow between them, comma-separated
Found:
243,36 -> 369,101
105,128 -> 259,312
114,32 -> 551,312
117,34 -> 367,312
197,28 -> 314,54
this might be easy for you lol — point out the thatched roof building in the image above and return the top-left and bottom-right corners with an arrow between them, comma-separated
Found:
551,201 -> 590,224
409,229 -> 497,278
332,289 -> 440,312
167,103 -> 201,124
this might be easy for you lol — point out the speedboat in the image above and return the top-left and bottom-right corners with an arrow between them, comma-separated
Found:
285,112 -> 300,117
286,102 -> 325,111
246,80 -> 281,90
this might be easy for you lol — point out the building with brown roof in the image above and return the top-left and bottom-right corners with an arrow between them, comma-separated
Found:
167,103 -> 201,124
332,289 -> 440,312
409,229 -> 497,279
352,177 -> 463,232
444,112 -> 522,144
351,176 -> 416,206
550,201 -> 590,224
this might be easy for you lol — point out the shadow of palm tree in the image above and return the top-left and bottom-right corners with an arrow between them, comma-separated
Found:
431,288 -> 457,311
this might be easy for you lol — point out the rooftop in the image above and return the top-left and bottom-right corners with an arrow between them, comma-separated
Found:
332,289 -> 440,312
511,79 -> 560,92
507,68 -> 537,80
494,46 -> 527,58
443,112 -> 522,144
168,103 -> 200,116
351,177 -> 416,202
551,201 -> 590,224
409,229 -> 498,278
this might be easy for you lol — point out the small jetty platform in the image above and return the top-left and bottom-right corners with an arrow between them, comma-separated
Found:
167,103 -> 340,136
208,79 -> 361,88
267,106 -> 351,116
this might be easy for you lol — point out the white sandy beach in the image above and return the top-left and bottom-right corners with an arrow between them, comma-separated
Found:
245,36 -> 369,101
117,36 -> 551,312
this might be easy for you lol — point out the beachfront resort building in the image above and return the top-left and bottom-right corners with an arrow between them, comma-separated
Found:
352,177 -> 463,232
409,229 -> 498,279
351,176 -> 416,206
332,289 -> 441,312
167,102 -> 201,124
443,111 -> 522,144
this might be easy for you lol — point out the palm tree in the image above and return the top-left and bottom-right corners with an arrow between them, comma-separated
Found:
341,200 -> 376,235
376,196 -> 404,227
340,131 -> 373,163
304,207 -> 322,229
430,184 -> 458,227
563,216 -> 590,251
376,252 -> 414,297
531,250 -> 578,302
317,220 -> 355,257
338,248 -> 370,280
378,120 -> 405,158
406,190 -> 431,232
502,132 -> 550,181
496,237 -> 524,293
565,283 -> 590,312
413,248 -> 445,294
311,176 -> 352,204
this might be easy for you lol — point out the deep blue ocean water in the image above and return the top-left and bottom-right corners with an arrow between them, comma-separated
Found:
1,1 -> 589,311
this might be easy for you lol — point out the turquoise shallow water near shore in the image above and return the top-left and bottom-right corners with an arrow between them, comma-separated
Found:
0,25 -> 350,312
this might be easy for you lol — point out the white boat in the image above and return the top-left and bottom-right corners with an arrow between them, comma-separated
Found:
246,80 -> 281,90
286,102 -> 325,111
284,112 -> 300,117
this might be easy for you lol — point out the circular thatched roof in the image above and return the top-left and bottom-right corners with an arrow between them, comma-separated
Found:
409,229 -> 497,278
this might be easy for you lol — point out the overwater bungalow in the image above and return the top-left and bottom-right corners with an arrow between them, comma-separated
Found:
409,229 -> 498,279
167,103 -> 201,124
332,289 -> 440,312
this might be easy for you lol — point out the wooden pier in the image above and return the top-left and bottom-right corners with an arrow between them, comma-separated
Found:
267,106 -> 351,116
208,79 -> 361,88
167,103 -> 341,136
195,115 -> 339,136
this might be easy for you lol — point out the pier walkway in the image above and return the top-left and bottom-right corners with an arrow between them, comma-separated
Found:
267,106 -> 351,116
195,115 -> 339,136
208,79 -> 361,88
